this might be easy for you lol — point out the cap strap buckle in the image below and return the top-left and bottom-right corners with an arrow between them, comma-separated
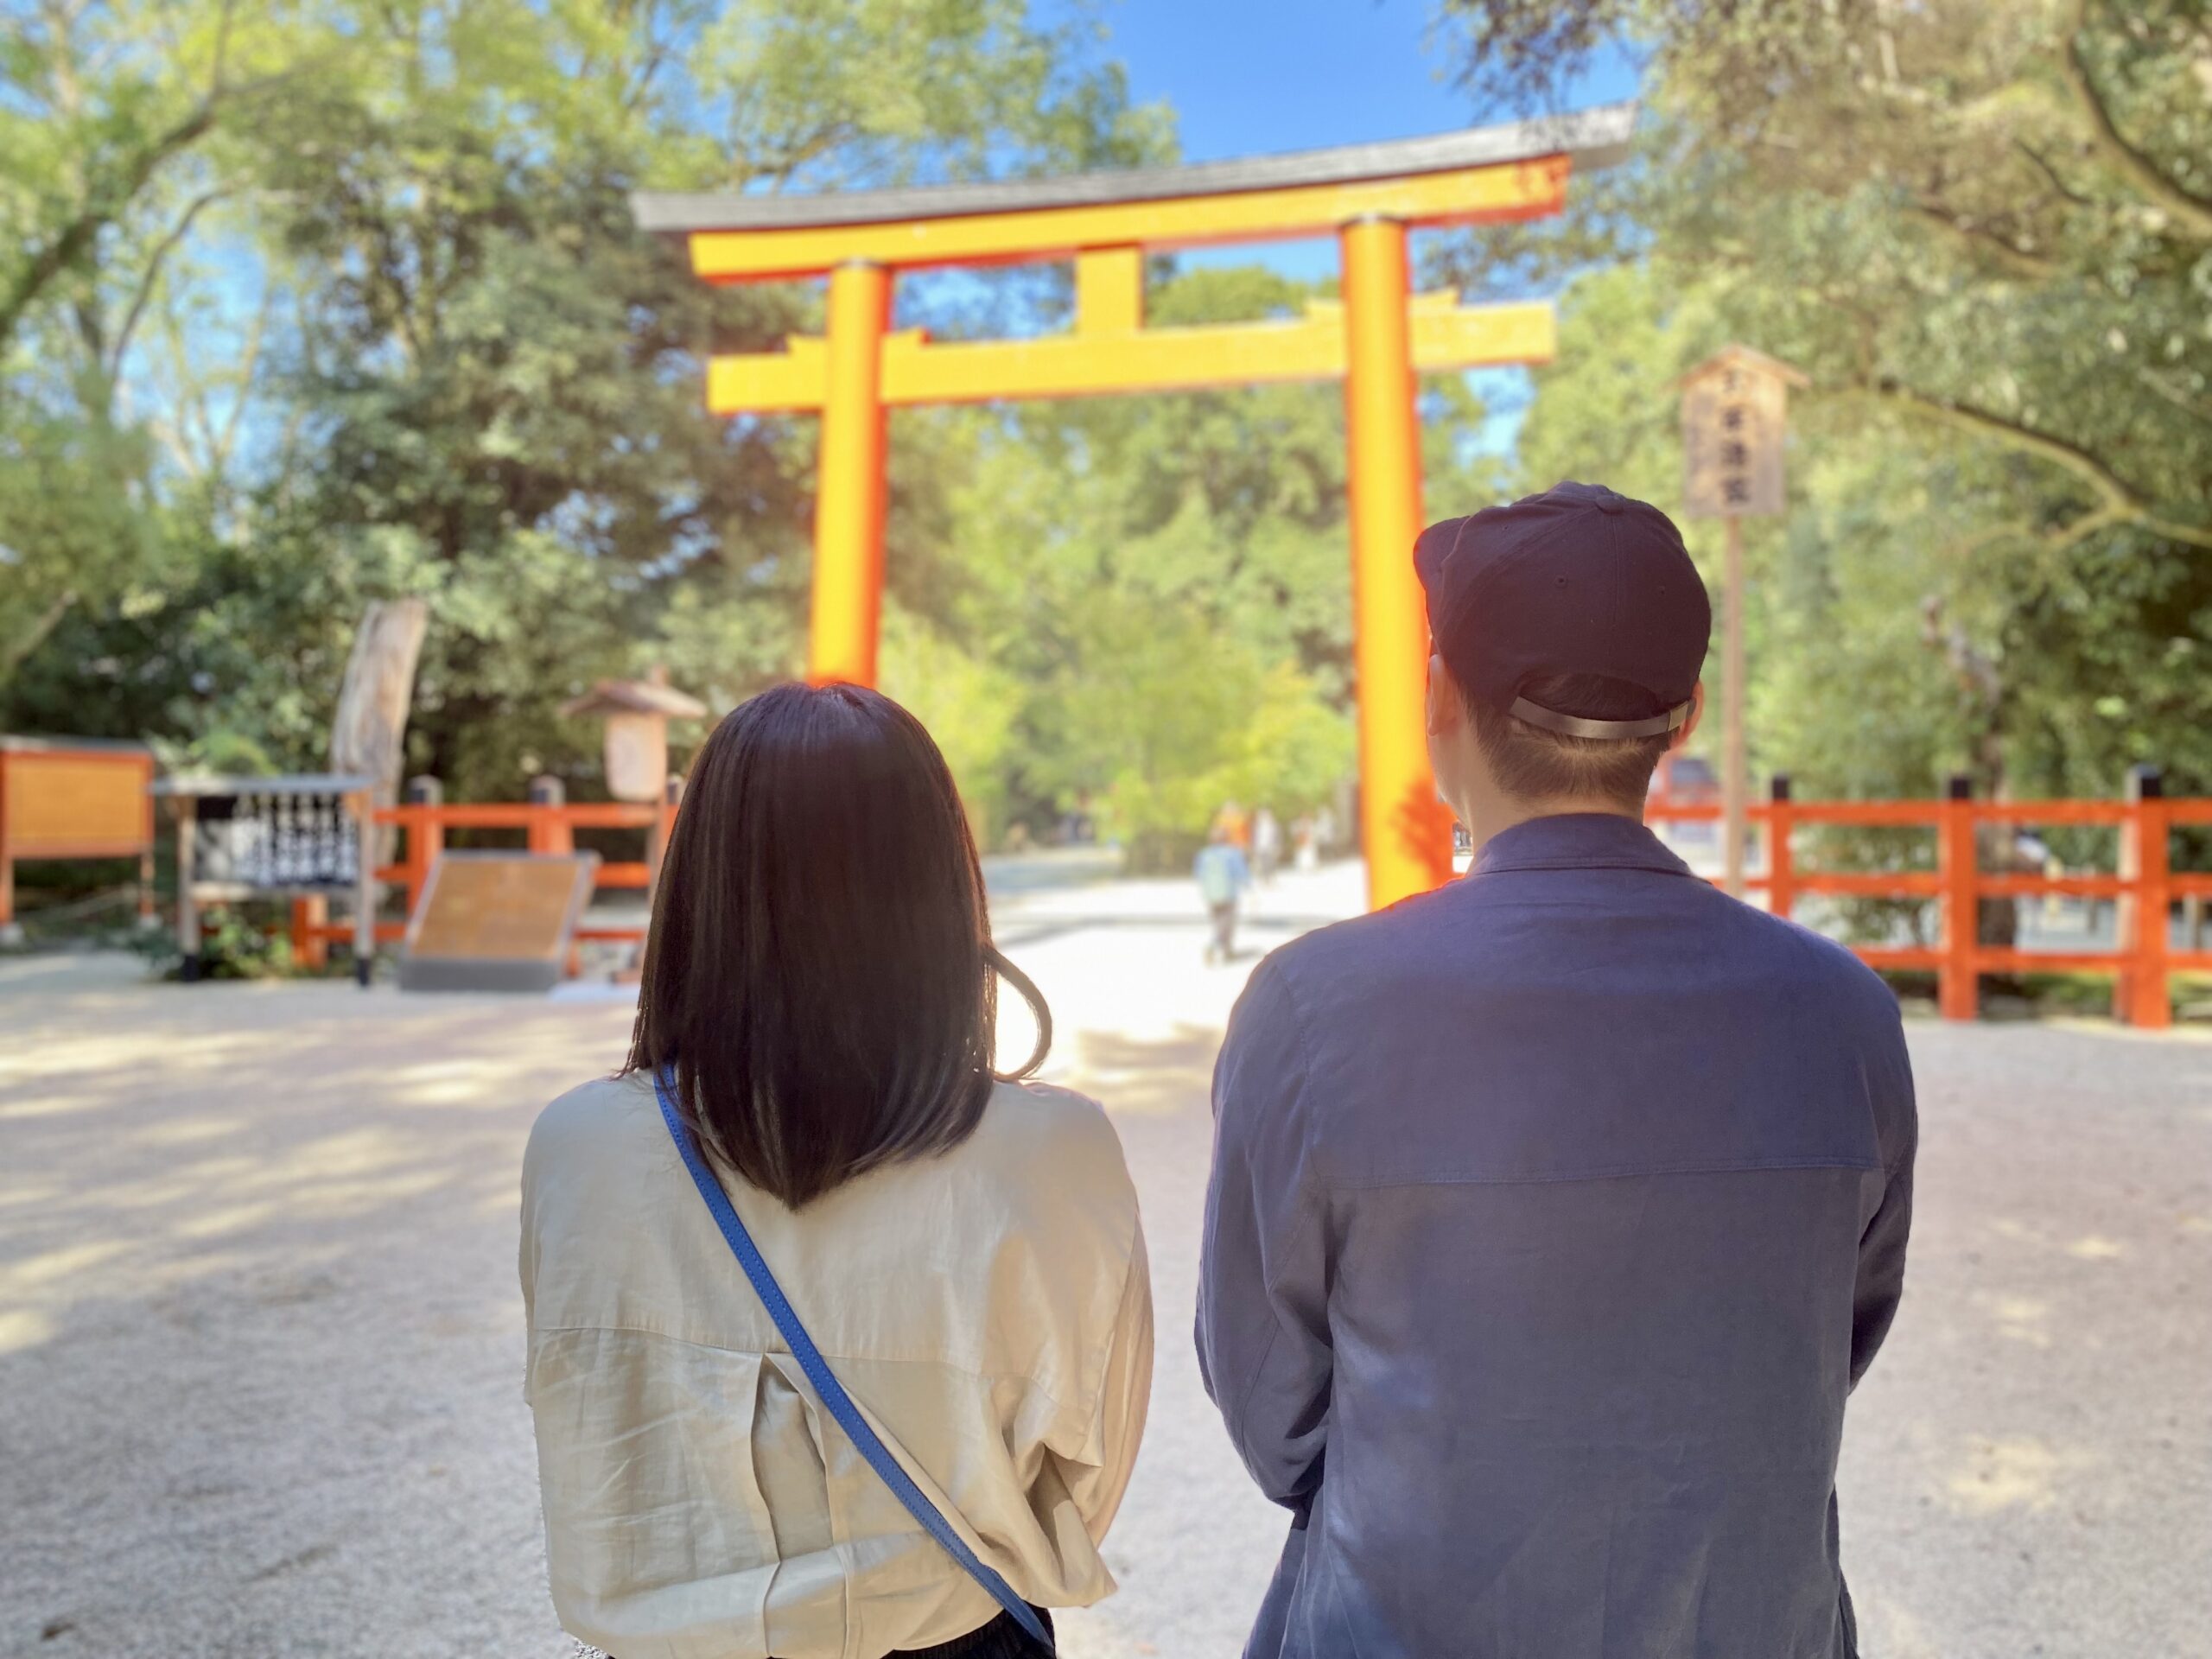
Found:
1509,696 -> 1694,741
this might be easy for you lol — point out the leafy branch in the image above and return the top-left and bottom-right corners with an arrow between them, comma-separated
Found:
1876,379 -> 2212,550
2058,0 -> 2212,240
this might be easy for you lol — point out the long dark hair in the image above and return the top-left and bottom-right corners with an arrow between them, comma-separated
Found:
625,682 -> 1051,1207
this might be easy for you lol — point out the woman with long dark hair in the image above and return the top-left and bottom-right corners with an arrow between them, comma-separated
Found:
521,683 -> 1152,1658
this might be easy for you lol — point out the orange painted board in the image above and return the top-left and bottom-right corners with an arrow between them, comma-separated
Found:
706,302 -> 1558,415
1977,874 -> 2132,897
1853,948 -> 1944,969
302,920 -> 408,945
1970,950 -> 2128,975
1789,802 -> 1942,826
1973,800 -> 2131,823
375,804 -> 659,830
1794,872 -> 1942,896
690,157 -> 1571,282
1,751 -> 154,854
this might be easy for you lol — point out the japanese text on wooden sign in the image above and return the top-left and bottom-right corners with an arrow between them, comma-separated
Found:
1682,358 -> 1791,518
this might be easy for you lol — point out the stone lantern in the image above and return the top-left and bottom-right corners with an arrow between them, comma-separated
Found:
559,666 -> 708,802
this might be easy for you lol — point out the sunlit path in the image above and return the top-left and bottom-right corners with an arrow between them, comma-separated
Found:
3,874 -> 2208,1657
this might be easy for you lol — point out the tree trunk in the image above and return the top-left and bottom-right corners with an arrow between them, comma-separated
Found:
329,599 -> 430,867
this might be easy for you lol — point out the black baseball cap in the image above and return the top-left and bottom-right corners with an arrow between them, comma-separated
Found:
1414,480 -> 1711,740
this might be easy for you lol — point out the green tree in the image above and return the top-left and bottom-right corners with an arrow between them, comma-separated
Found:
1441,0 -> 2212,800
3,0 -> 1170,812
0,0 -> 365,678
894,262 -> 1491,861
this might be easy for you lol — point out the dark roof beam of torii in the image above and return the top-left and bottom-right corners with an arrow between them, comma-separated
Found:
631,105 -> 1637,237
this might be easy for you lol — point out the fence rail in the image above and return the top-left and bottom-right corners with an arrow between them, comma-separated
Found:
288,783 -> 671,964
1648,767 -> 2209,1028
293,768 -> 2209,1027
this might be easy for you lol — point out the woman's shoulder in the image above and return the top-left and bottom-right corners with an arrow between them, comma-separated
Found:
960,1079 -> 1136,1210
524,1071 -> 664,1192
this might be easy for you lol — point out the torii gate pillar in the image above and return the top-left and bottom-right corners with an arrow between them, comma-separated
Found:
637,106 -> 1634,909
811,261 -> 893,686
1340,217 -> 1438,909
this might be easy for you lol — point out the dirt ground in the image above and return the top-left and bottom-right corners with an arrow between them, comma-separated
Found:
3,865 -> 2208,1658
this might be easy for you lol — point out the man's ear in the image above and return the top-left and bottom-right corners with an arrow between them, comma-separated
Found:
1670,680 -> 1706,750
1425,653 -> 1464,739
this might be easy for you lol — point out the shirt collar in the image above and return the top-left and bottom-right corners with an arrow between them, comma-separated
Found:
1471,812 -> 1694,879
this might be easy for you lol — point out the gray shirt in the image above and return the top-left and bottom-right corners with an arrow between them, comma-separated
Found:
1198,813 -> 1916,1659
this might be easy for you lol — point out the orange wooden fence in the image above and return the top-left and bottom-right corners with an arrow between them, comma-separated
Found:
296,771 -> 2209,1027
289,786 -> 672,964
1649,770 -> 2209,1029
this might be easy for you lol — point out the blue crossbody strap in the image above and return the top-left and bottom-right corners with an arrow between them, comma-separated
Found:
653,1067 -> 1054,1652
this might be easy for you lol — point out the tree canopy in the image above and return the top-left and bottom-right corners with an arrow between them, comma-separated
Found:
3,0 -> 2203,896
1441,0 -> 2212,799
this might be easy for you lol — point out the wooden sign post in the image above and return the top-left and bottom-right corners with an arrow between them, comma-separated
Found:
558,667 -> 706,805
1679,346 -> 1808,899
558,667 -> 706,910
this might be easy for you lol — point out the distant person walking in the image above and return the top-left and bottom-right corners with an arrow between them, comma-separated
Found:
1195,825 -> 1252,965
1251,806 -> 1283,883
1211,798 -> 1252,851
1198,483 -> 1916,1659
524,683 -> 1151,1659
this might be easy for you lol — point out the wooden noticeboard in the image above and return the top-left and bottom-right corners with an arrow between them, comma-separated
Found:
1680,346 -> 1805,521
1677,343 -> 1808,900
398,851 -> 600,993
0,736 -> 157,938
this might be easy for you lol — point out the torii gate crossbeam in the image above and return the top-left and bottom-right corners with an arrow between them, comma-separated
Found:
634,105 -> 1635,909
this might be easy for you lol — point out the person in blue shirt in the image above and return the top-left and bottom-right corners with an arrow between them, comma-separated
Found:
1195,825 -> 1254,964
1198,482 -> 1916,1659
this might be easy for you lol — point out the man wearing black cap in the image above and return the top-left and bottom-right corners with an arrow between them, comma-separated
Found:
1198,482 -> 1916,1659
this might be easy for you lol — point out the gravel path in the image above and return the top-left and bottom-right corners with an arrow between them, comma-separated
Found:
2,866 -> 2207,1658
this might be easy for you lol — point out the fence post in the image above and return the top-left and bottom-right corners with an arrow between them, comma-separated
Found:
1766,774 -> 1796,923
403,775 -> 444,925
350,785 -> 377,988
2120,766 -> 2171,1030
527,775 -> 572,855
648,772 -> 683,904
175,802 -> 201,982
289,897 -> 328,969
1939,774 -> 1979,1021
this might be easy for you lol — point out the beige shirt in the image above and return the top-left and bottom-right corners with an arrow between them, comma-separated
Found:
520,1072 -> 1152,1659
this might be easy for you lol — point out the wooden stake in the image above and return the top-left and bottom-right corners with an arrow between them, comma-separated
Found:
1721,514 -> 1747,899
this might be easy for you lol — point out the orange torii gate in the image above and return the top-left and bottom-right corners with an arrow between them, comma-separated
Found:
634,106 -> 1634,908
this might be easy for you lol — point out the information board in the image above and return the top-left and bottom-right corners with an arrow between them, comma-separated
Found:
398,851 -> 600,993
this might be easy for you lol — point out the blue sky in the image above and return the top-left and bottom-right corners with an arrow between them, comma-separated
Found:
1107,0 -> 1534,162
170,3 -> 1641,474
1082,0 -> 1642,449
1096,0 -> 1638,269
